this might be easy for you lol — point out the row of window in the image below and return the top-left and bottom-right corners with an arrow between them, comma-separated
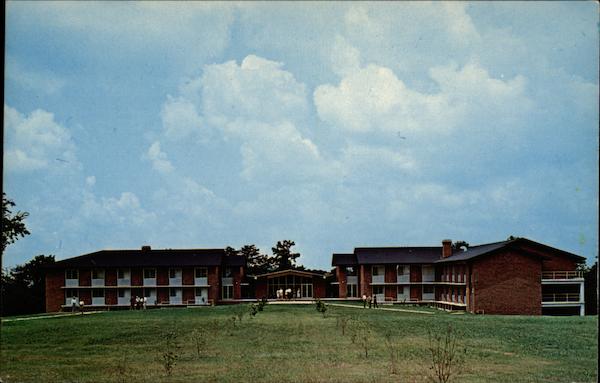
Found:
65,267 -> 217,281
65,286 -> 232,303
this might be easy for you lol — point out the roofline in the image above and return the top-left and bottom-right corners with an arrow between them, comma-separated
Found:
254,269 -> 326,278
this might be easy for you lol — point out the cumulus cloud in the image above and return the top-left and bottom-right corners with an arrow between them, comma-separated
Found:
161,96 -> 203,140
4,104 -> 79,172
82,191 -> 156,226
86,176 -> 96,187
144,141 -> 175,174
7,56 -> 65,95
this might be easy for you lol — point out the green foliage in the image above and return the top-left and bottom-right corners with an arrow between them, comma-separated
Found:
190,328 -> 208,358
314,298 -> 327,317
2,193 -> 31,254
257,297 -> 268,311
335,315 -> 350,335
240,244 -> 274,274
384,332 -> 400,375
271,240 -> 300,271
249,303 -> 258,317
349,319 -> 373,358
1,255 -> 55,316
159,330 -> 180,376
427,324 -> 466,383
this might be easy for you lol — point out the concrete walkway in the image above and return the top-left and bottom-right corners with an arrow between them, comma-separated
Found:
327,303 -> 435,315
2,311 -> 105,323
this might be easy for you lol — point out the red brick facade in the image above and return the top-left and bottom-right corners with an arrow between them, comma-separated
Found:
471,250 -> 542,315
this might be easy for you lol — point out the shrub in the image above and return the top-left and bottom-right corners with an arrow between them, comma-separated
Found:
427,324 -> 466,383
384,332 -> 400,375
159,330 -> 179,376
190,328 -> 207,358
336,315 -> 350,335
315,299 -> 327,317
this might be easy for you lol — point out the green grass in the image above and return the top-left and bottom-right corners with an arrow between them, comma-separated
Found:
0,304 -> 597,382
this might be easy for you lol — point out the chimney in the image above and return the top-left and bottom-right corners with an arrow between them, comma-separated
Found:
141,245 -> 151,251
442,239 -> 452,259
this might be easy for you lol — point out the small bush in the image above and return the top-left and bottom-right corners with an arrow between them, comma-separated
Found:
336,315 -> 350,335
315,299 -> 327,317
427,324 -> 466,383
190,329 -> 208,358
384,332 -> 400,375
159,330 -> 179,376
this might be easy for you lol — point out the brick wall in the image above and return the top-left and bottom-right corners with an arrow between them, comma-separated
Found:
105,269 -> 117,286
208,266 -> 220,303
472,250 -> 542,315
106,290 -> 117,305
182,267 -> 194,285
360,265 -> 372,296
45,269 -> 64,312
183,287 -> 195,303
233,268 -> 242,300
255,279 -> 268,299
336,266 -> 347,298
157,288 -> 169,304
541,253 -> 578,272
313,278 -> 326,298
79,269 -> 91,286
157,268 -> 169,286
410,265 -> 422,282
131,268 -> 142,286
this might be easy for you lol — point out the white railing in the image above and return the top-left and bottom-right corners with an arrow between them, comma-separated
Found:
195,277 -> 208,286
222,277 -> 233,286
542,271 -> 583,280
92,297 -> 105,306
542,293 -> 580,302
117,278 -> 130,286
65,279 -> 78,287
169,278 -> 182,286
397,274 -> 410,283
347,276 -> 358,285
372,275 -> 385,284
91,278 -> 104,287
143,278 -> 156,286
422,293 -> 435,301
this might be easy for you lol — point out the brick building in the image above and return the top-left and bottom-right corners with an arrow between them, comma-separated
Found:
45,237 -> 586,315
331,237 -> 586,315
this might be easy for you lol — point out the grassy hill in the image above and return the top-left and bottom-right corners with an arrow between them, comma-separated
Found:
0,304 -> 597,382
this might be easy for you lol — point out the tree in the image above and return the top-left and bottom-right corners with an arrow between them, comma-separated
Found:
224,246 -> 239,257
452,241 -> 469,252
584,261 -> 598,315
271,240 -> 300,271
240,245 -> 272,275
2,193 -> 31,254
1,255 -> 55,316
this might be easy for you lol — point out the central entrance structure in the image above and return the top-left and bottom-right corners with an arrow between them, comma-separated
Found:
254,269 -> 327,300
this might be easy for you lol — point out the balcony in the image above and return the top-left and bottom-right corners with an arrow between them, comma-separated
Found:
117,278 -> 131,286
542,293 -> 581,303
372,275 -> 385,284
222,277 -> 233,286
91,278 -> 104,287
65,278 -> 79,287
397,274 -> 410,283
195,277 -> 208,286
143,278 -> 156,286
542,271 -> 584,280
169,277 -> 182,286
347,276 -> 358,285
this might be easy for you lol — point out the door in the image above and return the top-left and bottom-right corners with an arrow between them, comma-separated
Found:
195,287 -> 208,304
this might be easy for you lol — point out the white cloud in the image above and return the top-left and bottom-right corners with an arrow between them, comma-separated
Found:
144,141 -> 175,174
4,104 -> 79,172
6,56 -> 65,95
161,96 -> 203,140
85,176 -> 96,187
82,191 -> 156,226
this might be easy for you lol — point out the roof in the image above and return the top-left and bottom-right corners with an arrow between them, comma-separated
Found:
435,237 -> 585,263
255,269 -> 327,279
49,248 -> 241,268
354,247 -> 442,264
331,253 -> 357,266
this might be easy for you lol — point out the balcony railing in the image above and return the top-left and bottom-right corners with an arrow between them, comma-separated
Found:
222,277 -> 233,286
542,271 -> 583,280
372,275 -> 385,284
542,293 -> 580,302
347,276 -> 358,285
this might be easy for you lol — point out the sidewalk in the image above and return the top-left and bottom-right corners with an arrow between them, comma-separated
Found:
2,311 -> 105,323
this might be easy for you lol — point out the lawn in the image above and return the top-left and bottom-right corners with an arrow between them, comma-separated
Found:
0,304 -> 597,383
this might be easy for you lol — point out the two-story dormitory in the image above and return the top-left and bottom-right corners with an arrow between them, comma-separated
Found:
45,247 -> 246,312
331,237 -> 586,315
45,237 -> 586,315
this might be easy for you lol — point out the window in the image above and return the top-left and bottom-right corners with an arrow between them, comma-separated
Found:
92,269 -> 105,279
66,289 -> 78,299
144,289 -> 154,298
118,290 -> 126,298
373,286 -> 384,295
66,269 -> 78,280
195,268 -> 207,278
170,289 -> 178,297
423,285 -> 434,294
397,265 -> 407,275
92,289 -> 104,298
169,268 -> 181,278
397,286 -> 404,294
222,267 -> 232,278
347,284 -> 357,297
372,266 -> 381,276
117,269 -> 127,279
222,285 -> 233,300
144,269 -> 156,279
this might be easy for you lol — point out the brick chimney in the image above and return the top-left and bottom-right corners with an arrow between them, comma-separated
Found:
141,245 -> 151,251
442,239 -> 452,259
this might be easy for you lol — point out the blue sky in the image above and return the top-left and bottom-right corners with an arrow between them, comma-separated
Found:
4,2 -> 598,269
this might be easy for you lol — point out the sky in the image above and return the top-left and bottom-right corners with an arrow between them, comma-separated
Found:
3,1 -> 599,269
